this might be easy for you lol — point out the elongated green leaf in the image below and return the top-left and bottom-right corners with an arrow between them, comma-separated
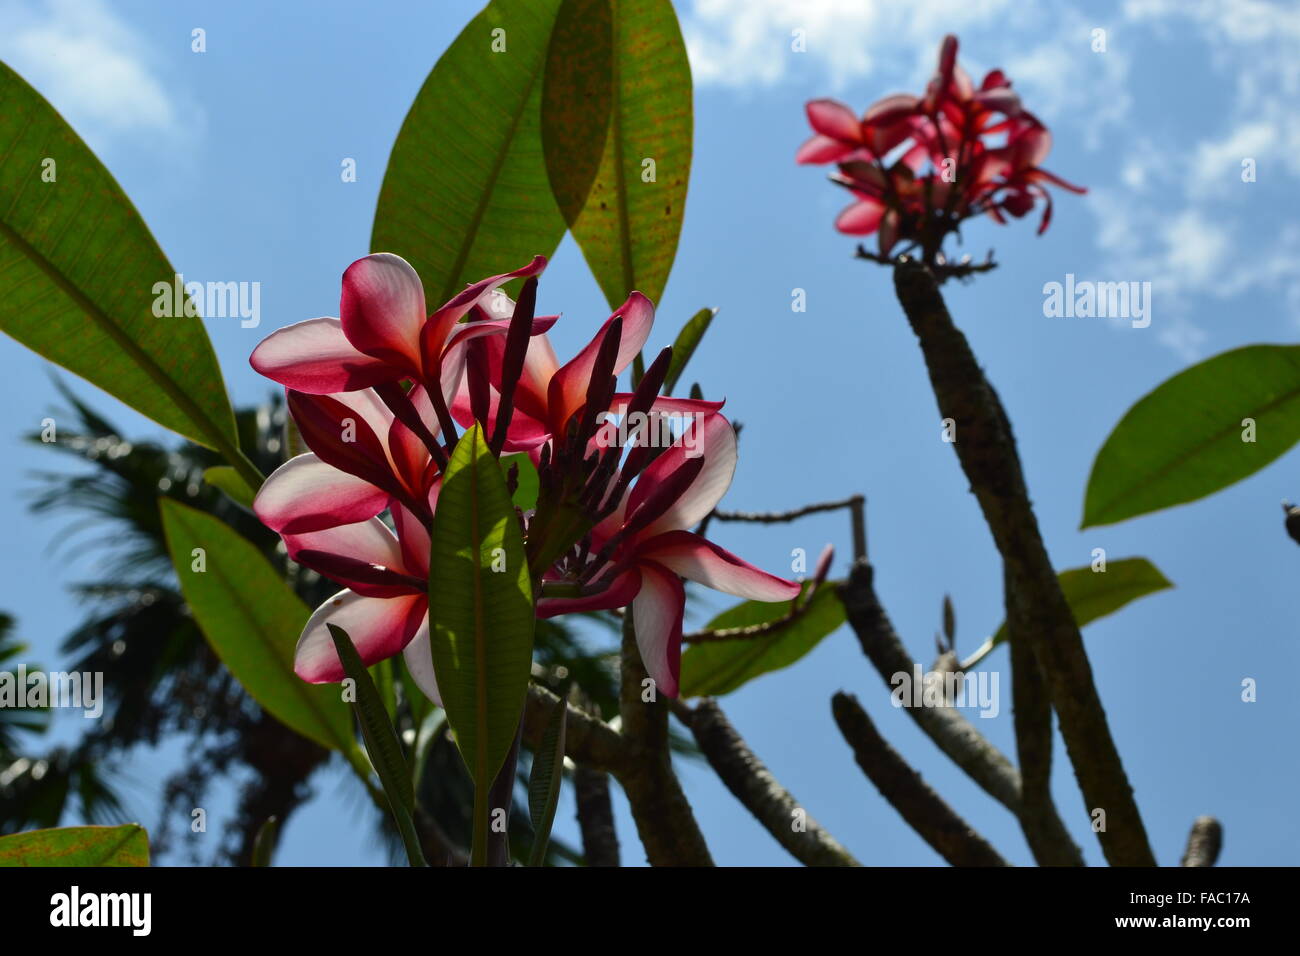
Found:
542,0 -> 614,223
203,465 -> 256,510
251,817 -> 279,867
371,658 -> 398,723
329,624 -> 426,867
663,307 -> 716,394
680,583 -> 845,698
159,499 -> 354,754
428,425 -> 535,787
967,557 -> 1173,667
566,0 -> 692,310
372,0 -> 566,305
328,625 -> 415,815
0,824 -> 148,867
0,61 -> 240,455
1083,345 -> 1300,527
527,696 -> 566,867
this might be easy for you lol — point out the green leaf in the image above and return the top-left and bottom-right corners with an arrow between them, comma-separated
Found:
679,583 -> 845,698
203,465 -> 256,510
158,498 -> 355,754
371,0 -> 566,306
1083,345 -> 1300,527
968,557 -> 1174,667
502,452 -> 540,511
526,696 -> 567,867
0,61 -> 242,459
328,624 -> 426,867
371,658 -> 398,724
0,824 -> 148,866
663,307 -> 716,394
565,0 -> 692,310
251,817 -> 279,867
541,0 -> 614,223
328,625 -> 415,816
427,424 -> 535,788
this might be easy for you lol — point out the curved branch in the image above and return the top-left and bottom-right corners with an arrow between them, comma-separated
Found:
1180,816 -> 1223,867
838,558 -> 1083,865
574,765 -> 621,867
832,692 -> 1009,867
892,258 -> 1155,867
616,615 -> 714,866
679,698 -> 860,867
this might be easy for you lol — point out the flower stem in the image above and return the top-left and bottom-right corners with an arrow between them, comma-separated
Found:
470,780 -> 489,867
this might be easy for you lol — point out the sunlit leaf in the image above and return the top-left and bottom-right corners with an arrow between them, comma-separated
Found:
966,557 -> 1174,667
159,499 -> 354,754
372,0 -> 566,305
427,425 -> 534,787
1083,345 -> 1300,527
663,307 -> 715,394
0,824 -> 148,867
680,583 -> 844,698
0,61 -> 242,461
564,0 -> 692,311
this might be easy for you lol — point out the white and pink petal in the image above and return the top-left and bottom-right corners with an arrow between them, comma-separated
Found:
253,454 -> 388,534
294,590 -> 426,683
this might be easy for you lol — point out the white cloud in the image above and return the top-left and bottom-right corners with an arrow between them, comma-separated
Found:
682,0 -> 1017,91
1077,0 -> 1300,356
0,0 -> 189,141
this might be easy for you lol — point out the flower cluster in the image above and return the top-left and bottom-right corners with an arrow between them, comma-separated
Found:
797,35 -> 1085,264
249,254 -> 799,699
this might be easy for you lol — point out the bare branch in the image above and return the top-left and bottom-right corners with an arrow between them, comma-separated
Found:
857,244 -> 997,283
892,258 -> 1155,867
831,692 -> 1009,867
837,558 -> 1083,864
678,698 -> 860,867
616,615 -> 714,866
682,593 -> 811,645
574,766 -> 621,867
703,495 -> 866,561
523,685 -> 626,776
1180,816 -> 1223,867
1008,577 -> 1085,866
711,495 -> 863,525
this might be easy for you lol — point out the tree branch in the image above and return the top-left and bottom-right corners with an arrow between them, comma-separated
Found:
857,244 -> 998,283
838,558 -> 1082,864
1180,816 -> 1223,867
523,685 -> 626,776
678,698 -> 860,867
891,258 -> 1155,867
616,615 -> 714,866
574,765 -> 621,867
709,495 -> 866,562
1007,575 -> 1084,866
831,692 -> 1009,866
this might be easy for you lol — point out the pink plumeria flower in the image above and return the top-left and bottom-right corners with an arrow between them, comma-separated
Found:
795,96 -> 918,166
285,502 -> 441,704
799,34 -> 1085,256
454,291 -> 724,459
254,384 -> 443,534
250,253 -> 551,402
536,414 -> 800,697
452,291 -> 655,453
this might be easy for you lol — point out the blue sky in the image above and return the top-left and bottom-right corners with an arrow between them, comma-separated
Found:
1,0 -> 1298,865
